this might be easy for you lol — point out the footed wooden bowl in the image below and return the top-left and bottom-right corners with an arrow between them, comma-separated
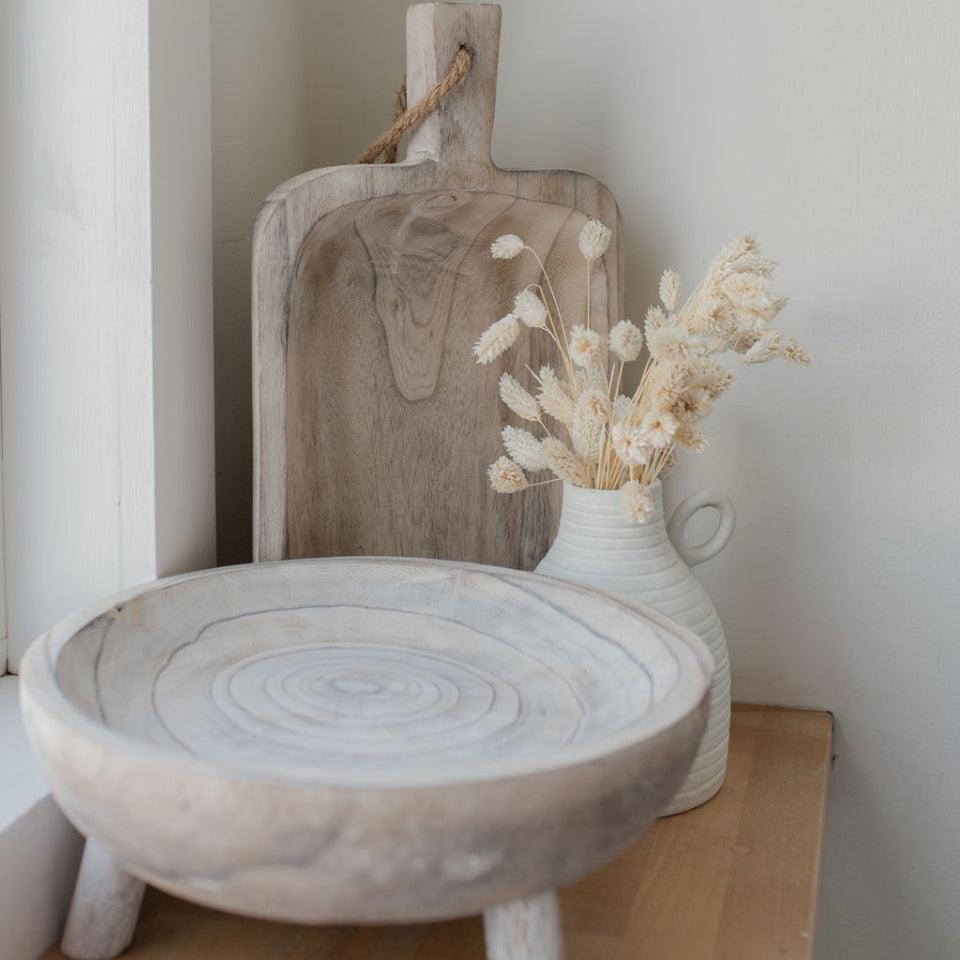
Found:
21,558 -> 711,960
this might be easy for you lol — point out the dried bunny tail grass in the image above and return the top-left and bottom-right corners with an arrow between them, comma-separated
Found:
612,394 -> 632,425
473,314 -> 520,364
688,359 -> 735,397
498,372 -> 540,421
730,252 -> 778,276
671,386 -> 713,422
646,326 -> 707,363
537,365 -> 575,424
742,329 -> 811,365
639,410 -> 679,448
513,288 -> 549,329
611,423 -> 650,466
576,365 -> 608,392
684,297 -> 734,336
659,269 -> 683,311
570,407 -> 605,462
569,324 -> 603,367
543,437 -> 592,487
578,220 -> 612,260
674,422 -> 707,452
609,319 -> 643,362
713,234 -> 757,274
645,303 -> 667,333
501,426 -> 548,471
577,386 -> 612,423
620,480 -> 654,522
490,234 -> 524,259
487,456 -> 528,493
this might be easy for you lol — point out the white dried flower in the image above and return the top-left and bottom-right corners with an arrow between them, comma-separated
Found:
684,298 -> 733,336
569,324 -> 602,367
612,394 -> 632,425
501,426 -> 548,471
638,410 -> 679,447
608,319 -> 643,362
542,437 -> 592,487
498,373 -> 540,422
714,235 -> 757,275
490,234 -> 524,260
644,304 -> 667,340
742,329 -> 811,365
611,423 -> 650,466
620,480 -> 654,522
674,423 -> 707,452
659,269 -> 683,311
570,411 -> 604,461
672,386 -> 713,421
512,288 -> 549,329
721,273 -> 787,330
487,456 -> 528,493
577,387 -> 611,424
730,252 -> 778,277
578,219 -> 612,260
473,314 -> 520,364
537,366 -> 575,424
688,359 -> 735,398
646,326 -> 705,363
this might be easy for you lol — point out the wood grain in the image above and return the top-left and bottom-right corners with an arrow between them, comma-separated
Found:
42,705 -> 832,960
21,557 -> 710,927
253,2 -> 624,568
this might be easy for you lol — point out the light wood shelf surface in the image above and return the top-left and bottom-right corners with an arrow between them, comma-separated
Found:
44,704 -> 832,960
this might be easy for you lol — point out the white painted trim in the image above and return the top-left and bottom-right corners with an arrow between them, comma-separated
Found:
0,0 -> 215,673
0,1 -> 214,957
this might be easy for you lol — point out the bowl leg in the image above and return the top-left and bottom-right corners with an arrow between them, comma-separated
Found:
61,840 -> 145,960
483,890 -> 563,960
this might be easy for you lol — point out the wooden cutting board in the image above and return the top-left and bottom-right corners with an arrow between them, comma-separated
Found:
253,1 -> 623,568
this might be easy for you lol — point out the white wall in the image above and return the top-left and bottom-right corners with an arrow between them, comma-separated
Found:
210,2 -> 960,957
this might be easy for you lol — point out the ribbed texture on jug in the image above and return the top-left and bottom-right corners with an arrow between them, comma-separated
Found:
536,481 -> 730,815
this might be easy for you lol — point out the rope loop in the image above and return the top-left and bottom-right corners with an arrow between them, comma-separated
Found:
357,46 -> 472,165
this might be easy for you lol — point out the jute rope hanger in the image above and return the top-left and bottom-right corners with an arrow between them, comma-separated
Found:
356,46 -> 473,164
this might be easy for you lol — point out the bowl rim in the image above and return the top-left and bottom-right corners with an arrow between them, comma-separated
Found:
19,556 -> 714,790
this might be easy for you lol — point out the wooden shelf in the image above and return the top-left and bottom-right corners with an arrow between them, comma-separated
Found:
44,704 -> 832,960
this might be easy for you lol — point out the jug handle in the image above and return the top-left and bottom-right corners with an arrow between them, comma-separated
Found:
667,492 -> 736,567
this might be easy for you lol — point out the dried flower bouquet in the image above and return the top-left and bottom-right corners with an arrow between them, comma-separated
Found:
475,222 -> 809,522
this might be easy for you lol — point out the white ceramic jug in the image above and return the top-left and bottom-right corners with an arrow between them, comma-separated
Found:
536,480 -> 736,815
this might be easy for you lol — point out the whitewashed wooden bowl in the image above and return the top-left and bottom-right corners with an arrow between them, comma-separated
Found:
20,558 -> 711,960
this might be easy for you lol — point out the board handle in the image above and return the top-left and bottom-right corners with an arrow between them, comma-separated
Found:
405,2 -> 501,173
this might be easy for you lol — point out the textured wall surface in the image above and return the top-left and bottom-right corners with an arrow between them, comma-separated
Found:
210,2 -> 960,956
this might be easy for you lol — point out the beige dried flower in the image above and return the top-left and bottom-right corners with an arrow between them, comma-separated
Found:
473,314 -> 520,364
672,386 -> 713,421
647,326 -> 705,363
498,372 -> 540,422
611,423 -> 650,466
688,359 -> 735,398
490,234 -> 524,260
659,269 -> 683,311
577,386 -> 612,423
487,456 -> 528,493
714,235 -> 757,275
578,219 -> 612,260
742,329 -> 811,365
608,319 -> 643,362
513,289 -> 549,329
730,252 -> 778,277
571,411 -> 604,461
684,298 -> 733,336
620,480 -> 654,522
644,304 -> 667,340
612,394 -> 632,425
569,324 -> 602,367
674,422 -> 707,452
639,410 -> 679,447
543,437 -> 592,487
720,273 -> 787,330
537,366 -> 575,424
501,426 -> 548,471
